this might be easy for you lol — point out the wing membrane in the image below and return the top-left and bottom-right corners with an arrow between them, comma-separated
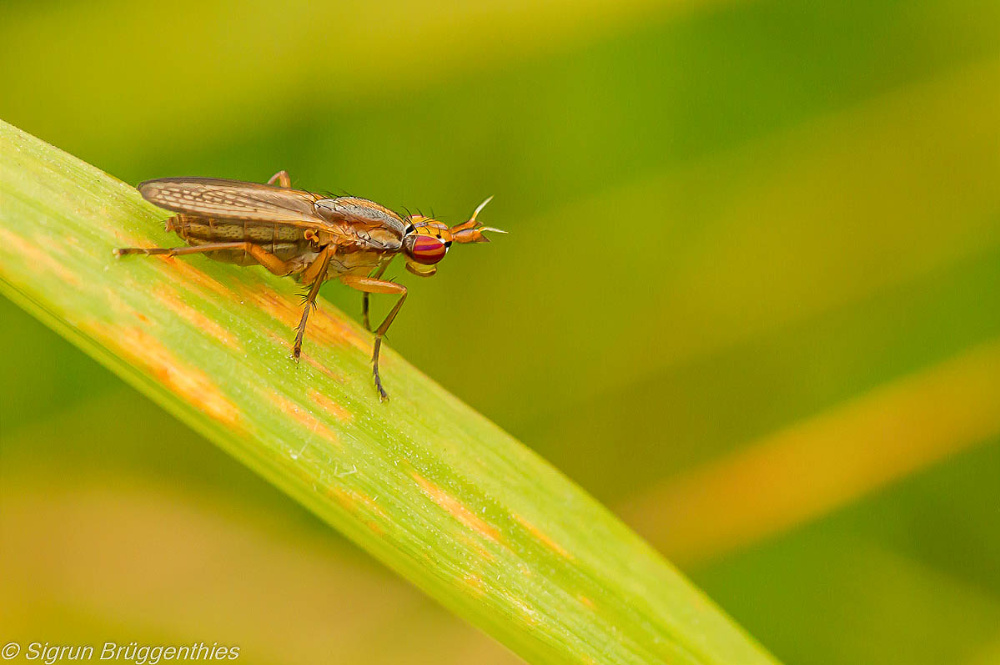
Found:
139,178 -> 327,225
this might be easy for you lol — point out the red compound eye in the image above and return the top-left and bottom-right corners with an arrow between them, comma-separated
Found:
409,235 -> 448,265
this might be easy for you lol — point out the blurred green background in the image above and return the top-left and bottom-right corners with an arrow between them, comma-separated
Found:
2,0 -> 999,663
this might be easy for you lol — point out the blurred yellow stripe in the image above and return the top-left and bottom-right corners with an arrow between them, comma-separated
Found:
619,339 -> 1000,566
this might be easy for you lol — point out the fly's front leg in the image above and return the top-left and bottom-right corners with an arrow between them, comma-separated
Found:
115,242 -> 297,276
267,170 -> 292,188
293,247 -> 334,359
340,274 -> 407,401
362,261 -> 392,332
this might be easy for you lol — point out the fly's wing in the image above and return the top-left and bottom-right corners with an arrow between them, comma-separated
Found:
139,178 -> 329,227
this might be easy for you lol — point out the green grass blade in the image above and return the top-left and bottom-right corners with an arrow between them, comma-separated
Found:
0,119 -> 778,665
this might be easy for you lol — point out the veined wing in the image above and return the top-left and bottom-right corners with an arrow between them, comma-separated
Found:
139,178 -> 329,226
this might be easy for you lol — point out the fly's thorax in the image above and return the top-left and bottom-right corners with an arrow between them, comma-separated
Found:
315,197 -> 407,236
362,226 -> 404,251
328,249 -> 386,276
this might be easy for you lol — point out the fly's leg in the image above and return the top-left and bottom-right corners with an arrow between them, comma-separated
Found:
341,275 -> 407,401
115,242 -> 297,276
267,170 -> 292,188
293,247 -> 334,359
362,261 -> 392,332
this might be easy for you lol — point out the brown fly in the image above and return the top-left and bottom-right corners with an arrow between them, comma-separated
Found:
115,170 -> 503,400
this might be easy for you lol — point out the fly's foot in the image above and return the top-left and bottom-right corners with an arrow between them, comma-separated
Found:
114,247 -> 154,258
373,367 -> 389,402
372,336 -> 389,402
115,246 -> 180,259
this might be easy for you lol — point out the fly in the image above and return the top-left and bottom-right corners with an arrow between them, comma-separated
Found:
115,170 -> 503,401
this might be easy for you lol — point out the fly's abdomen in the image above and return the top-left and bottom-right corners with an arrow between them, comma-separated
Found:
168,214 -> 309,265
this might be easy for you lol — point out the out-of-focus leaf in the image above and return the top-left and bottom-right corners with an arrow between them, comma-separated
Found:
0,120 -> 777,664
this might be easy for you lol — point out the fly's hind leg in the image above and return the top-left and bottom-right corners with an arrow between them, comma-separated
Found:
341,274 -> 408,401
267,170 -> 292,188
115,241 -> 297,277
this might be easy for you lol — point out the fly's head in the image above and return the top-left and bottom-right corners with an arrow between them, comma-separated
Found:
401,197 -> 504,276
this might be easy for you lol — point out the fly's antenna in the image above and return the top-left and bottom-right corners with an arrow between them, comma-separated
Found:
471,195 -> 493,223
450,196 -> 506,243
471,196 -> 506,235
